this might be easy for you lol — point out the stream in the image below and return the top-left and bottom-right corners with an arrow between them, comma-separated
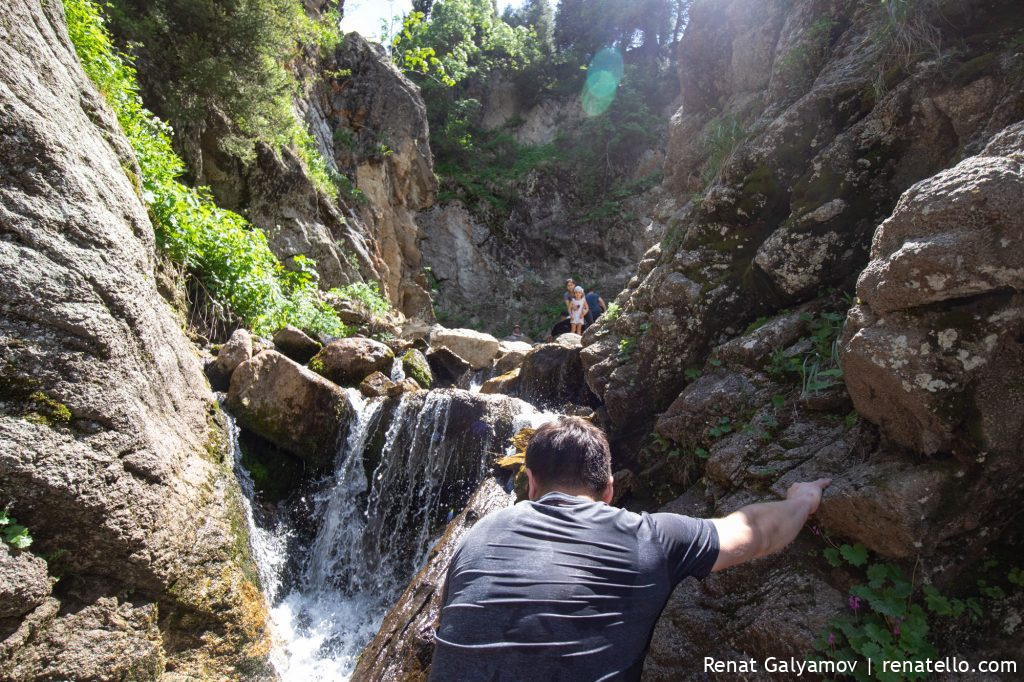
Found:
229,388 -> 557,680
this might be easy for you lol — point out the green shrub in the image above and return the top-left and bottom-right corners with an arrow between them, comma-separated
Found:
64,0 -> 352,337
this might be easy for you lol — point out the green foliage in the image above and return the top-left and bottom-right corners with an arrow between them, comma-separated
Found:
65,0 -> 352,337
330,281 -> 391,318
104,0 -> 340,152
701,113 -> 747,186
399,1 -> 670,229
617,336 -> 637,362
766,311 -> 846,397
819,549 -> 934,680
707,416 -> 733,439
603,301 -> 621,321
816,542 -> 983,681
0,509 -> 33,550
684,367 -> 703,381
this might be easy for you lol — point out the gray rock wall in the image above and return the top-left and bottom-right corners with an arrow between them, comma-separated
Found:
0,1 -> 269,677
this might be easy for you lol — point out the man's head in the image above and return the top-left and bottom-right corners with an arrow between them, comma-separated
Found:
525,417 -> 613,503
513,324 -> 521,334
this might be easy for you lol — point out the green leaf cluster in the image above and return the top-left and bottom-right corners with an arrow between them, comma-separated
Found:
817,544 -> 979,681
64,0 -> 356,337
0,509 -> 33,550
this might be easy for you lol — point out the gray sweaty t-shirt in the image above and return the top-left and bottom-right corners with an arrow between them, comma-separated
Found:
429,492 -> 720,682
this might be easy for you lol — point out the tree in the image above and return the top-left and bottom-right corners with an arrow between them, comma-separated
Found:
502,0 -> 554,53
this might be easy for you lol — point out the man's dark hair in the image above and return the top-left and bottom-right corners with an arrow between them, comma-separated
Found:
525,417 -> 612,495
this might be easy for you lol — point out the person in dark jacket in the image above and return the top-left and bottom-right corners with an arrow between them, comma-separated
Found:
584,290 -> 606,325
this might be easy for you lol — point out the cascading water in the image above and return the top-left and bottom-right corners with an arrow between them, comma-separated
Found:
229,387 -> 553,680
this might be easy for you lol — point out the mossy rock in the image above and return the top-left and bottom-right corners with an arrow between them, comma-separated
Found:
401,349 -> 433,389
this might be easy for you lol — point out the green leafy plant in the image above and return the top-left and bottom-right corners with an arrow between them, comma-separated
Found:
1,509 -> 33,550
816,540 -> 980,681
603,302 -> 621,321
617,337 -> 637,362
707,416 -> 734,438
684,367 -> 703,381
65,0 -> 355,338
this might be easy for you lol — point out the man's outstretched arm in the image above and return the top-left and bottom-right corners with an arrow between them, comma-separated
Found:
710,479 -> 830,572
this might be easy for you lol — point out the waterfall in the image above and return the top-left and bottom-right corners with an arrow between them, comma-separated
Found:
230,388 -> 547,681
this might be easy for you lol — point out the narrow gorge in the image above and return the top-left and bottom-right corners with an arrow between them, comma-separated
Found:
1,0 -> 1022,680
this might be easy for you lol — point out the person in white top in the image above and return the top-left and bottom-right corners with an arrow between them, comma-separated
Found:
568,285 -> 589,335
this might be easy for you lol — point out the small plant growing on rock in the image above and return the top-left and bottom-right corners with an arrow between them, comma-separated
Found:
603,302 -> 621,321
1,509 -> 33,550
617,337 -> 637,362
815,538 -> 982,680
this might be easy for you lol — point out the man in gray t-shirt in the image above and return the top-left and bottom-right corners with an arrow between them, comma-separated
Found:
430,417 -> 830,681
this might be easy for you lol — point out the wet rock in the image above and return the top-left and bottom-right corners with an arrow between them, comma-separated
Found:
426,347 -> 472,389
480,369 -> 521,396
0,544 -> 50,619
431,328 -> 501,370
517,338 -> 600,409
352,477 -> 515,682
387,378 -> 422,396
309,337 -> 395,386
359,371 -> 396,398
226,350 -> 351,469
402,348 -> 433,389
273,325 -> 322,365
207,328 -> 253,390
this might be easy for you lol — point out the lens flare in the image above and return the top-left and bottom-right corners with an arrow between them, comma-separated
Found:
581,47 -> 624,117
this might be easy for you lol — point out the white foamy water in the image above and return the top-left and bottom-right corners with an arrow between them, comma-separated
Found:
228,388 -> 537,681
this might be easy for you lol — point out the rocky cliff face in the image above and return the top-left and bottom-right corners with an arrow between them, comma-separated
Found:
0,1 -> 269,677
418,86 -> 675,338
573,0 -> 1024,674
186,31 -> 436,322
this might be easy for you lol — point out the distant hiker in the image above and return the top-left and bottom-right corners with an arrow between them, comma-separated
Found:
549,312 -> 571,339
585,290 -> 606,325
562,278 -> 577,315
568,286 -> 589,335
430,417 -> 831,681
503,324 -> 532,344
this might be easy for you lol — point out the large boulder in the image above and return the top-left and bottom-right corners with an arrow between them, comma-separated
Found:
842,134 -> 1024,458
226,350 -> 352,470
351,477 -> 515,682
430,328 -> 501,370
0,1 -> 268,676
273,325 -> 322,365
309,337 -> 395,386
2,593 -> 163,680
